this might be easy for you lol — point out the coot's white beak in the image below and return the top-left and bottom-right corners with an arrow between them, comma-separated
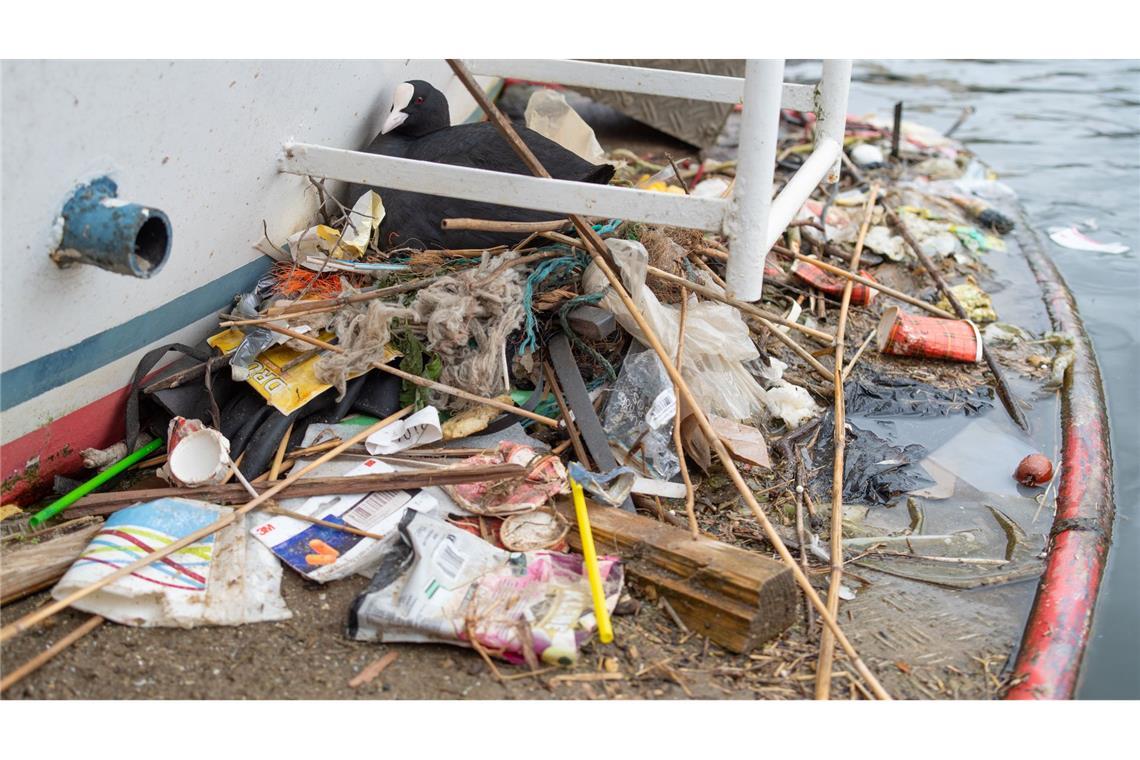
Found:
381,82 -> 415,134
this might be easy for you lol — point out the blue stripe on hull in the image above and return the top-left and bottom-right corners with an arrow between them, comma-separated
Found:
1,258 -> 270,412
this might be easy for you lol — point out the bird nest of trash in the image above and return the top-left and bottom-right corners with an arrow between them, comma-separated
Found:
1,76 -> 1069,701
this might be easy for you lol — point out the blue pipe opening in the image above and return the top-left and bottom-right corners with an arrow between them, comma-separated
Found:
51,177 -> 172,278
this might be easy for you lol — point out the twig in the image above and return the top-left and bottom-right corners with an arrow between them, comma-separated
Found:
549,672 -> 626,685
442,217 -> 570,233
659,596 -> 690,634
0,615 -> 105,693
891,101 -> 903,160
269,422 -> 294,481
773,248 -> 956,319
671,286 -> 698,540
793,456 -> 815,630
842,329 -> 876,382
348,651 -> 399,688
264,503 -> 386,541
543,363 -> 589,466
0,407 -> 414,644
446,58 -> 891,701
257,323 -> 559,428
816,181 -> 880,700
665,154 -> 691,195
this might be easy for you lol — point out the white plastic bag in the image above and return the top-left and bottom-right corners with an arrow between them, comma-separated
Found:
53,498 -> 291,628
582,239 -> 768,421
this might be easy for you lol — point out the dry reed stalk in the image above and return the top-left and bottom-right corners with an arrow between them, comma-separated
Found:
815,182 -> 880,700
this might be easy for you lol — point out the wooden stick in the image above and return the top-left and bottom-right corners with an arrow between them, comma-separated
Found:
442,217 -> 570,233
793,457 -> 814,631
0,615 -> 105,693
142,351 -> 233,394
775,250 -> 956,319
264,504 -> 386,541
816,182 -> 880,700
672,286 -> 698,540
445,59 -> 890,700
645,265 -> 835,344
842,329 -> 876,383
543,363 -> 589,466
269,422 -> 294,481
257,323 -> 559,429
0,406 -> 413,644
883,203 -> 1030,432
67,464 -> 526,515
220,277 -> 437,328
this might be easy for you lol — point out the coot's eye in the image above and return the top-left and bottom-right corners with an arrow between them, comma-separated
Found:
414,96 -> 424,105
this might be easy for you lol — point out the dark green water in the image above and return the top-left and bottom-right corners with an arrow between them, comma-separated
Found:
787,59 -> 1138,698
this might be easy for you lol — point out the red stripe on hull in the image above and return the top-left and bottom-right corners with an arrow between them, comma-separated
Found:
1,384 -> 132,505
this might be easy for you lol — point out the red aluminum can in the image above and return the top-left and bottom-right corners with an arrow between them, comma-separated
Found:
877,306 -> 982,363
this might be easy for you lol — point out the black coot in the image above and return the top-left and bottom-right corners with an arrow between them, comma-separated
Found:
348,80 -> 614,250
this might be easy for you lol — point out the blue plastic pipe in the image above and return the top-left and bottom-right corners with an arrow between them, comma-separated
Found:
51,176 -> 172,278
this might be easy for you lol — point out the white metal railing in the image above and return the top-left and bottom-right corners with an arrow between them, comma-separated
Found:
278,59 -> 852,302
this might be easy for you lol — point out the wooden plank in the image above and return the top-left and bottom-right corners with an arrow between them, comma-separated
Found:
279,143 -> 730,232
555,499 -> 797,652
462,59 -> 816,109
62,464 -> 526,518
1,517 -> 103,605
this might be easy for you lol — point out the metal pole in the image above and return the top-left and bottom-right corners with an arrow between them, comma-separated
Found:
725,59 -> 785,302
817,60 -> 853,185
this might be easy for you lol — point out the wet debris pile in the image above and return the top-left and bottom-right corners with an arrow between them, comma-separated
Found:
2,74 -> 1062,701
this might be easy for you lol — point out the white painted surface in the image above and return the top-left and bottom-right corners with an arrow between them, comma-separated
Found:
463,58 -> 816,109
0,60 -> 493,371
724,60 -> 785,302
1,312 -> 218,445
280,143 -> 731,231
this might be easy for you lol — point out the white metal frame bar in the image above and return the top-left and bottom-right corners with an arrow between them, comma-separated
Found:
279,143 -> 729,230
278,59 -> 852,302
462,58 -> 816,111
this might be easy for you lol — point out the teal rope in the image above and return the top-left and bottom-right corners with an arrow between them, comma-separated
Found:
518,248 -> 591,357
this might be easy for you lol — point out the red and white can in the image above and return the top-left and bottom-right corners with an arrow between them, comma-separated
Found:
791,259 -> 877,306
877,306 -> 982,363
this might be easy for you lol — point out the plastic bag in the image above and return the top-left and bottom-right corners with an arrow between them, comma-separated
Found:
347,510 -> 623,666
582,239 -> 768,421
229,292 -> 277,382
602,349 -> 680,480
524,89 -> 607,164
54,498 -> 291,627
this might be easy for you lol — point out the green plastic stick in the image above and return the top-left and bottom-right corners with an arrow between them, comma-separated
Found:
28,438 -> 163,528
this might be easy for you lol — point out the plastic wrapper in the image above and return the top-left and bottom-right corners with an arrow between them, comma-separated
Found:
250,457 -> 438,583
347,510 -> 623,666
524,89 -> 607,164
583,238 -> 769,421
602,349 -> 680,480
810,416 -> 934,507
444,442 -> 568,516
53,498 -> 291,627
229,292 -> 276,382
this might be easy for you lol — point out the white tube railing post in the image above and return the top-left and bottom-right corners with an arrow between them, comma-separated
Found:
724,59 -> 785,303
816,59 -> 853,185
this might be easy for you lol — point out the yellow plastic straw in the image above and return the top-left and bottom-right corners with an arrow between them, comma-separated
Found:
570,477 -> 613,644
